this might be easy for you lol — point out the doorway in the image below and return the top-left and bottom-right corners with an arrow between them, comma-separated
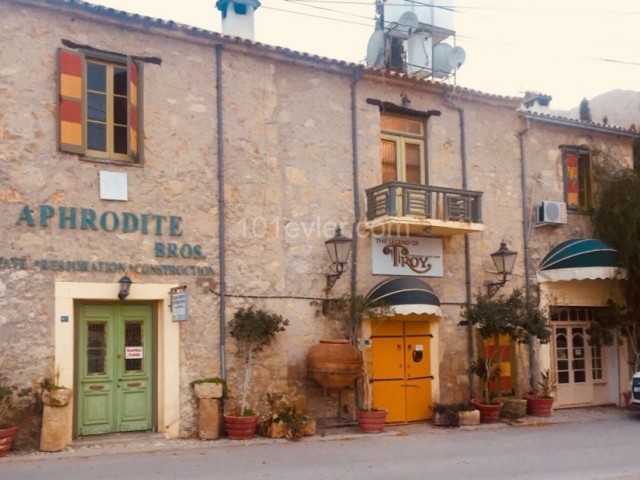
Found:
370,320 -> 433,423
76,302 -> 154,436
554,324 -> 595,406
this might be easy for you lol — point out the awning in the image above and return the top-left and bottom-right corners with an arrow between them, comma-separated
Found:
365,277 -> 441,316
537,238 -> 623,283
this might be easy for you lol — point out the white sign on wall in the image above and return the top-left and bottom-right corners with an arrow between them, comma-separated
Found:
125,346 -> 143,359
171,288 -> 189,322
371,236 -> 443,276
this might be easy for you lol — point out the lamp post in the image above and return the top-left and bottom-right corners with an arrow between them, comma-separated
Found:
487,241 -> 517,297
325,226 -> 352,290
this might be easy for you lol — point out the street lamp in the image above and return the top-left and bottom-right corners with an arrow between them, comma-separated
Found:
487,241 -> 517,297
325,226 -> 352,290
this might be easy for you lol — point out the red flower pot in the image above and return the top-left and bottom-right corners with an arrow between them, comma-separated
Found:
0,426 -> 18,457
357,410 -> 388,433
223,413 -> 259,440
473,399 -> 503,424
525,395 -> 554,417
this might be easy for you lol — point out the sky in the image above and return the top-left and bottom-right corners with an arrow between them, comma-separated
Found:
87,0 -> 640,111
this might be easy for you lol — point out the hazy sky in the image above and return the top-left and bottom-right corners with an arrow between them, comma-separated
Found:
87,0 -> 640,111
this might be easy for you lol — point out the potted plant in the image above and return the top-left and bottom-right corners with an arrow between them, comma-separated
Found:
468,355 -> 504,423
356,360 -> 388,433
0,378 -> 32,457
224,306 -> 289,440
259,393 -> 315,440
526,369 -> 557,416
462,288 -> 551,420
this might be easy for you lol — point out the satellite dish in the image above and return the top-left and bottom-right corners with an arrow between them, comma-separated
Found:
432,43 -> 453,79
448,46 -> 466,69
398,11 -> 419,30
366,29 -> 386,68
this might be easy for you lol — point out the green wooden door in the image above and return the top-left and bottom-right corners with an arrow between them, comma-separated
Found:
77,303 -> 153,436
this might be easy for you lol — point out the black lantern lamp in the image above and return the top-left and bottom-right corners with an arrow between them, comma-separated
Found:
118,275 -> 133,301
325,226 -> 352,290
487,241 -> 517,297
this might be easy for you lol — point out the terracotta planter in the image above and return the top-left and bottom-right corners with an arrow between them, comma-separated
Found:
223,413 -> 259,440
0,426 -> 18,457
307,340 -> 363,390
357,409 -> 387,433
473,399 -> 503,424
42,387 -> 72,407
500,397 -> 527,419
526,395 -> 554,417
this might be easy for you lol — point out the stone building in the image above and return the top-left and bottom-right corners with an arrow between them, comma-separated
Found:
1,0 -> 638,448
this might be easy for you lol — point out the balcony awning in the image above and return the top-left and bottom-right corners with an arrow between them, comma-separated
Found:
537,238 -> 623,283
365,277 -> 441,316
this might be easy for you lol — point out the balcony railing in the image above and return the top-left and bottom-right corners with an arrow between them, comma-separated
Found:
365,182 -> 483,233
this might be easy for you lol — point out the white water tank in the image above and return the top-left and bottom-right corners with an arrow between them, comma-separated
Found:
216,0 -> 261,41
383,0 -> 454,32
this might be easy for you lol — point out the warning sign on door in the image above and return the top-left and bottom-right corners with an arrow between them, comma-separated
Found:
125,346 -> 143,359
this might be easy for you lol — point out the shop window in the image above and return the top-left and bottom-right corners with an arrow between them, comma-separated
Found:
59,49 -> 140,163
562,147 -> 591,211
380,114 -> 425,184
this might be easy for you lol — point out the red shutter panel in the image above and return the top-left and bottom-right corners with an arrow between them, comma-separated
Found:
128,58 -> 139,161
59,49 -> 85,154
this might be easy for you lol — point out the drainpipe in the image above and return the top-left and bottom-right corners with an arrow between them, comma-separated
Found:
444,93 -> 474,399
350,68 -> 362,411
216,44 -> 227,380
518,128 -> 536,389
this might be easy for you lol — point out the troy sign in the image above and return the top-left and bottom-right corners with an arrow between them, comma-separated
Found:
371,236 -> 443,277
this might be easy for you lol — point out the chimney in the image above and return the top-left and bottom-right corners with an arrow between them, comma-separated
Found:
521,91 -> 552,114
216,0 -> 261,41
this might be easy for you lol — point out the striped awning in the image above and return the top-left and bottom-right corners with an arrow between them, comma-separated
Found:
365,277 -> 441,316
537,239 -> 623,283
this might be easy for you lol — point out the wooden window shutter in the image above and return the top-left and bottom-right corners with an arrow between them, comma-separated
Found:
58,48 -> 86,154
128,58 -> 139,161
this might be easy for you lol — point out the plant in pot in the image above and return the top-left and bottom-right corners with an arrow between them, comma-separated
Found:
467,355 -> 503,423
526,369 -> 557,417
225,306 -> 289,440
0,378 -> 32,457
462,288 -> 551,420
356,361 -> 388,433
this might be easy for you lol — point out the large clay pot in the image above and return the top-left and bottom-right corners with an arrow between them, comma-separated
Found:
473,398 -> 504,424
526,395 -> 554,417
0,426 -> 18,457
307,340 -> 363,390
357,409 -> 387,433
223,413 -> 259,440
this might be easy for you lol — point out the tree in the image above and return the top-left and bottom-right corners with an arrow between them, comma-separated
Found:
591,164 -> 640,372
579,98 -> 592,122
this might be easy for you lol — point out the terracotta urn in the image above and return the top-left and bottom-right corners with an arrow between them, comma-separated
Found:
307,339 -> 363,390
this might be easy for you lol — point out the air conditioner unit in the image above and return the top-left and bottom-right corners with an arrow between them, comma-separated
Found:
536,201 -> 567,226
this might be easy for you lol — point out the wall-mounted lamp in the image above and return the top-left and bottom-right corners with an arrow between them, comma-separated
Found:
118,275 -> 133,301
325,226 -> 352,290
487,241 -> 517,297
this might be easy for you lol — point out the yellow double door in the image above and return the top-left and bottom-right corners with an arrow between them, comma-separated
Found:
370,320 -> 433,423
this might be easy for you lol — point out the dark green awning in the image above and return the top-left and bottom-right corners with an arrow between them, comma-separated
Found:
537,239 -> 622,282
365,277 -> 441,316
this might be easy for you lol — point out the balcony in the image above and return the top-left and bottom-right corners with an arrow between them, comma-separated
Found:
364,182 -> 484,236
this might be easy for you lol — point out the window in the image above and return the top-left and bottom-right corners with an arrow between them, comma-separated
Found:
562,147 -> 591,211
380,114 -> 425,184
59,49 -> 140,162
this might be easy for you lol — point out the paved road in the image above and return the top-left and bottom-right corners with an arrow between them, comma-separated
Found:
4,407 -> 640,480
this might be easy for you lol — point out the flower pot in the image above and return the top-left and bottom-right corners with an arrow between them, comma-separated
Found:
0,426 -> 18,457
500,396 -> 527,419
307,340 -> 363,390
526,395 -> 554,417
223,413 -> 259,440
357,409 -> 387,433
473,399 -> 503,424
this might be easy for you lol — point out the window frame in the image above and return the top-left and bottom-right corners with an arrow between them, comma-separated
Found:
380,113 -> 427,185
58,47 -> 141,165
562,146 -> 592,212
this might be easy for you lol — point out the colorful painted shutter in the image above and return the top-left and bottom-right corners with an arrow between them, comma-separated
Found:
59,49 -> 86,154
565,151 -> 579,208
128,58 -> 139,161
483,333 -> 514,393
